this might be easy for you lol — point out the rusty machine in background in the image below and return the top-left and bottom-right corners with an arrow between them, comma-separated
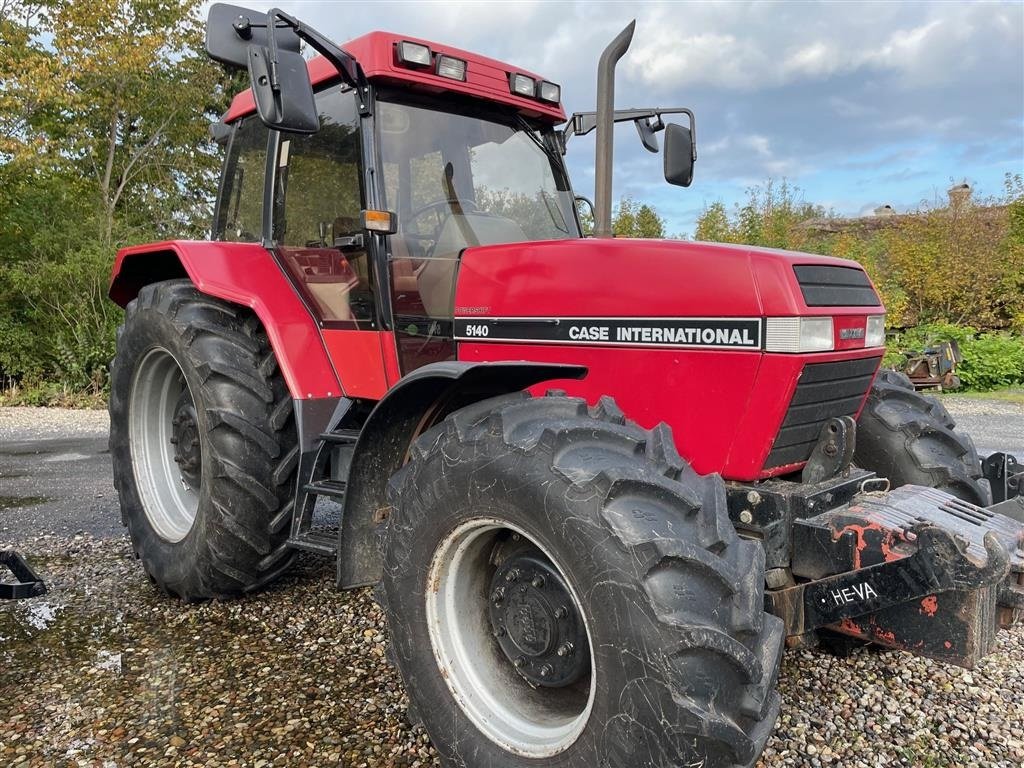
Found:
901,339 -> 963,391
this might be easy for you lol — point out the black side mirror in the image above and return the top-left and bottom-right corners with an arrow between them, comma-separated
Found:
248,46 -> 319,134
206,4 -> 319,135
663,122 -> 695,187
205,4 -> 300,68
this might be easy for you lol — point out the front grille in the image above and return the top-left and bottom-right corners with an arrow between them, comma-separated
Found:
764,356 -> 881,469
793,265 -> 881,307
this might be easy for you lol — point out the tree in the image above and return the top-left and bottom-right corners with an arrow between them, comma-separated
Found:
882,176 -> 1024,328
693,179 -> 826,250
612,196 -> 666,238
0,0 -> 236,394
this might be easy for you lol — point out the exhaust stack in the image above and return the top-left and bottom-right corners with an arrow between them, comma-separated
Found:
593,20 -> 636,238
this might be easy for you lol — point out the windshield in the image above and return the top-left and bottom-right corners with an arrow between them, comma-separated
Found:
377,97 -> 579,257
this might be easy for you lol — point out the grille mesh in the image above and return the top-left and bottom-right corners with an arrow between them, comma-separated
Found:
765,356 -> 881,469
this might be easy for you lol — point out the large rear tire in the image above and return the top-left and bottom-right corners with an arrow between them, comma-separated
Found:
380,392 -> 783,768
854,369 -> 991,506
109,280 -> 297,600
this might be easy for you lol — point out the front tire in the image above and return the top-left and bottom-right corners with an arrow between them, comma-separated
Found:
854,370 -> 991,506
381,392 -> 783,768
109,280 -> 297,600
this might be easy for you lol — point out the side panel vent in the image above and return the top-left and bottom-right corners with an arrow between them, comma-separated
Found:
793,265 -> 881,307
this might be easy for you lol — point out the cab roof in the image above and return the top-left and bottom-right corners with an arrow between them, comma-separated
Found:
225,31 -> 566,124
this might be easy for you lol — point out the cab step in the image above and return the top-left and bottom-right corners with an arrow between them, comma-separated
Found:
287,531 -> 338,556
303,479 -> 348,500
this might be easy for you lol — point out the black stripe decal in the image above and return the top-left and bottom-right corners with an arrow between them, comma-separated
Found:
454,317 -> 763,350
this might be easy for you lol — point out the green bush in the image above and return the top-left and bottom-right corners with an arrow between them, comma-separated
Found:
0,240 -> 122,395
885,323 -> 1024,391
958,333 -> 1024,391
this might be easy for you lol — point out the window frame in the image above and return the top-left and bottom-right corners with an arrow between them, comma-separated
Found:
265,82 -> 387,332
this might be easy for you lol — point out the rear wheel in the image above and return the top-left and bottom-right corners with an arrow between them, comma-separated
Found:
854,370 -> 991,506
381,392 -> 783,768
109,280 -> 297,600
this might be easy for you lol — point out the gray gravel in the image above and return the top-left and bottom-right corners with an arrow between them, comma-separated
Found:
0,406 -> 109,442
940,395 -> 1024,457
2,400 -> 1023,767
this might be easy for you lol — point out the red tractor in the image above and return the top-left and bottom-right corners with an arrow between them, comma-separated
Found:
107,6 -> 1024,767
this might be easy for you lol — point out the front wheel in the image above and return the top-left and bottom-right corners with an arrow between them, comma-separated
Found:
109,280 -> 297,600
380,392 -> 783,768
854,370 -> 991,506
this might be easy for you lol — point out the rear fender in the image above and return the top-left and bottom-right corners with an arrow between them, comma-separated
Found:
110,240 -> 341,400
337,361 -> 586,589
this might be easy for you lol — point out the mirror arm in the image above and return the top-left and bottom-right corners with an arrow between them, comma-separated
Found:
563,107 -> 696,160
265,7 -> 363,91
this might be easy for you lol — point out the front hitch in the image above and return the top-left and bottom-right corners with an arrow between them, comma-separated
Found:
770,485 -> 1024,667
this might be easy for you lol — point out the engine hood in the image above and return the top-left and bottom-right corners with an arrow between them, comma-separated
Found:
452,237 -> 884,482
454,238 -> 877,320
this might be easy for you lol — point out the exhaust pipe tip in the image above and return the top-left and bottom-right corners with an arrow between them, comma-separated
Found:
593,20 -> 636,238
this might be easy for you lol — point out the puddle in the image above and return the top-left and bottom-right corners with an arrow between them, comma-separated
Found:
0,494 -> 49,510
42,452 -> 92,463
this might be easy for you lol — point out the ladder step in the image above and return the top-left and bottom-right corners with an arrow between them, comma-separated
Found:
319,429 -> 361,445
287,531 -> 337,556
303,480 -> 348,499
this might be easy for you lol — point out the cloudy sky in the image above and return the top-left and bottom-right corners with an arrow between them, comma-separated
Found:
237,0 -> 1023,236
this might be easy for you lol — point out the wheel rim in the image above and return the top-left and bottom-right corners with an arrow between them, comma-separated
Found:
129,347 -> 201,543
425,518 -> 596,757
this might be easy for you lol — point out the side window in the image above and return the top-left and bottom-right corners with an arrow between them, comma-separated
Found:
275,87 -> 374,326
215,117 -> 269,242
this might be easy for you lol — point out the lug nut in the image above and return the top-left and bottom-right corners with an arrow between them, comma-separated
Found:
557,642 -> 574,657
505,569 -> 520,583
554,606 -> 568,619
540,664 -> 553,678
514,656 -> 526,668
491,587 -> 506,604
531,575 -> 545,589
494,626 -> 506,638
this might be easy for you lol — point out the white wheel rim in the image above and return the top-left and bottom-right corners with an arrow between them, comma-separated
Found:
128,347 -> 200,542
425,518 -> 596,757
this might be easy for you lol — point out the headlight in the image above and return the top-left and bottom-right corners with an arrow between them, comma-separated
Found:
865,315 -> 886,347
397,41 -> 432,67
509,73 -> 537,97
435,54 -> 467,81
538,81 -> 561,103
765,317 -> 835,353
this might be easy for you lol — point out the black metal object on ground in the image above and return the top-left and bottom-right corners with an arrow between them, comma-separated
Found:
0,550 -> 46,599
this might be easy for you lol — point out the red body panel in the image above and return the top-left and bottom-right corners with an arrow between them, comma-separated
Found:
322,329 -> 390,399
110,240 -> 343,400
225,32 -> 565,124
453,239 -> 884,481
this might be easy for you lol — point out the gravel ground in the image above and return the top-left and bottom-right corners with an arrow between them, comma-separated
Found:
0,407 -> 109,441
2,400 -> 1023,767
2,537 -> 1022,768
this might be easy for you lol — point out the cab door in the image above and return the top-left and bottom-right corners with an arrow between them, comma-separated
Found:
272,85 -> 390,399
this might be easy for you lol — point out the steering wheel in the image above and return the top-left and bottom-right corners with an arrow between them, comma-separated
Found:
404,198 -> 479,243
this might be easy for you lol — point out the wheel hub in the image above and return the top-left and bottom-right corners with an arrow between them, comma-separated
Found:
170,390 -> 202,491
489,545 -> 590,688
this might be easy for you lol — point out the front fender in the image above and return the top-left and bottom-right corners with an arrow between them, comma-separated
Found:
110,240 -> 341,401
337,361 -> 587,588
